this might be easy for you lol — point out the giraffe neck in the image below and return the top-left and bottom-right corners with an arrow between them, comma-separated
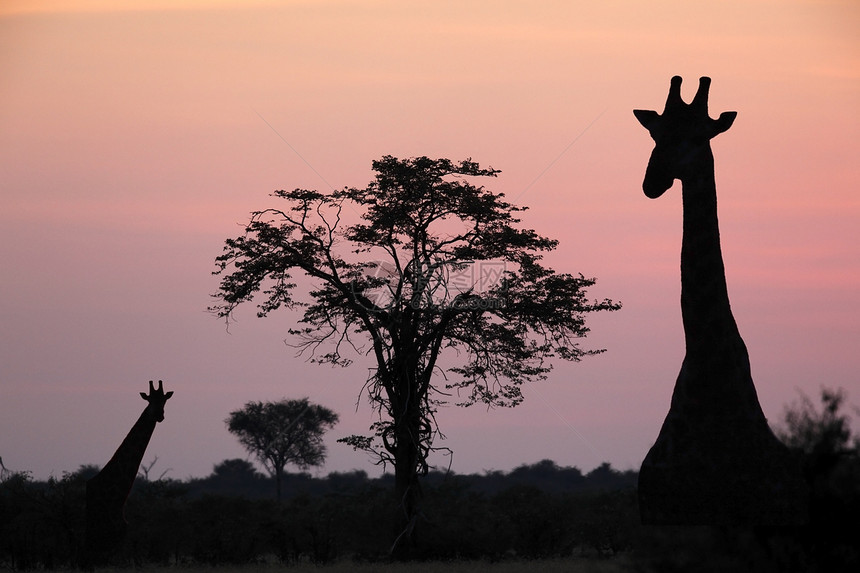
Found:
97,406 -> 159,493
679,151 -> 741,359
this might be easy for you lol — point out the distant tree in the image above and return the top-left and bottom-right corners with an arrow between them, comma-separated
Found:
226,398 -> 338,501
776,386 -> 858,478
67,464 -> 101,481
775,386 -> 860,570
138,456 -> 172,482
212,458 -> 263,480
211,156 -> 620,548
193,459 -> 269,498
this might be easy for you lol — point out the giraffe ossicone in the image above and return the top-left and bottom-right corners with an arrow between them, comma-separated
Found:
140,379 -> 173,421
635,76 -> 807,525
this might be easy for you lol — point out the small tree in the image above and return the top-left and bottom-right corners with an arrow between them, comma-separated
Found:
776,387 -> 858,479
212,156 -> 620,547
226,398 -> 338,501
775,387 -> 860,569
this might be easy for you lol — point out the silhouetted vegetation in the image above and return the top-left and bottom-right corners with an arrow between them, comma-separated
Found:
2,388 -> 857,570
775,387 -> 860,571
226,398 -> 339,501
0,458 -> 635,569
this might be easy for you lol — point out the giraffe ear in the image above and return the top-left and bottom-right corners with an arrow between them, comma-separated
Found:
711,111 -> 737,136
165,391 -> 174,400
140,392 -> 148,400
634,109 -> 660,132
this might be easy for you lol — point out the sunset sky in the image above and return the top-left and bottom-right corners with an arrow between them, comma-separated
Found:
2,0 -> 858,481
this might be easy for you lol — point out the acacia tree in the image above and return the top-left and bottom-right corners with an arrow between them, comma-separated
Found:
225,398 -> 338,501
212,156 -> 620,544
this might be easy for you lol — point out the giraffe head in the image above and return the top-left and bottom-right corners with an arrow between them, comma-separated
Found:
634,76 -> 737,198
140,380 -> 173,423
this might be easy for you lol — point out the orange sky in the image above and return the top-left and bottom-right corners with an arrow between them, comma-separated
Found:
1,0 -> 858,480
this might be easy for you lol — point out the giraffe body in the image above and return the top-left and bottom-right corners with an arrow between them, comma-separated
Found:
635,77 -> 807,525
84,380 -> 173,562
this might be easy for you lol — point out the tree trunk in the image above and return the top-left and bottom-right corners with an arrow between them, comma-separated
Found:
391,395 -> 423,556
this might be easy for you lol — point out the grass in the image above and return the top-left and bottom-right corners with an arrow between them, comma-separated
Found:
89,556 -> 629,573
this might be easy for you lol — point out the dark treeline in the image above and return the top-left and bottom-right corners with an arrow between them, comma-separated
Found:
2,450 -> 859,571
3,387 -> 858,571
185,458 -> 637,500
0,458 -> 639,568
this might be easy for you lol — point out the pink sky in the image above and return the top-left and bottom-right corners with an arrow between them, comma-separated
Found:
1,1 -> 858,481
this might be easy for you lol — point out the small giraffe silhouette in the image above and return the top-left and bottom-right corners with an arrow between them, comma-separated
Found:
84,380 -> 173,562
634,77 -> 807,525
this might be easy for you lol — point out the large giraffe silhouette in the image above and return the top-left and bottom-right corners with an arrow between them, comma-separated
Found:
85,380 -> 173,561
634,76 -> 807,525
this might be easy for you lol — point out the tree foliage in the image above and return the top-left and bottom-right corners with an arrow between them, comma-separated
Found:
776,387 -> 857,462
225,398 -> 338,501
211,156 -> 620,543
774,386 -> 860,570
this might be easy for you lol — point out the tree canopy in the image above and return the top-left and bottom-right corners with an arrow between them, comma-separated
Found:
776,386 -> 859,477
225,398 -> 338,501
